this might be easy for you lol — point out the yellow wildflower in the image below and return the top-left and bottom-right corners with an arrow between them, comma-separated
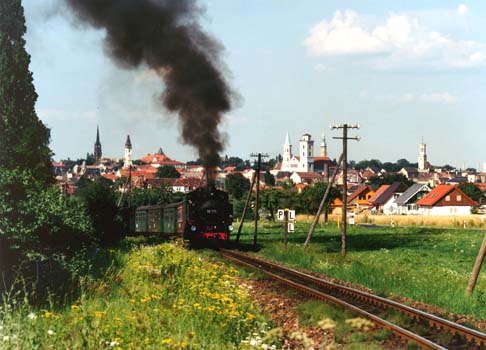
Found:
44,311 -> 54,318
71,305 -> 80,311
160,338 -> 173,345
94,311 -> 106,318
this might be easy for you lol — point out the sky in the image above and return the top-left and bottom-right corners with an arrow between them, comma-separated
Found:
23,1 -> 486,169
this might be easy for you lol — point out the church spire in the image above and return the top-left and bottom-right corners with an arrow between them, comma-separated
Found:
125,134 -> 132,149
320,132 -> 328,157
94,125 -> 102,161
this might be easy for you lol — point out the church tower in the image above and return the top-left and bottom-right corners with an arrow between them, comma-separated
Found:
299,133 -> 314,172
94,125 -> 102,161
418,141 -> 428,172
283,132 -> 292,163
320,133 -> 327,157
124,135 -> 133,169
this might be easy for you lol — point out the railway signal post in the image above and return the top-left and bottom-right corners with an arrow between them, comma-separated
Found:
250,152 -> 269,250
332,123 -> 360,257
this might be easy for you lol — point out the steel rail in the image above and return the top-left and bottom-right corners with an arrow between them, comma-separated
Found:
221,249 -> 486,350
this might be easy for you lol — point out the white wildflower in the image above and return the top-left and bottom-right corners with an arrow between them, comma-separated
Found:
47,330 -> 55,336
3,335 -> 10,341
110,341 -> 120,347
27,312 -> 37,320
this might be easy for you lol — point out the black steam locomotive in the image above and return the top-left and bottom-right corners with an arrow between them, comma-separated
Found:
133,185 -> 234,241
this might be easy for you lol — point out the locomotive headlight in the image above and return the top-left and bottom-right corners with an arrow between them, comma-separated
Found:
191,225 -> 197,232
228,225 -> 234,231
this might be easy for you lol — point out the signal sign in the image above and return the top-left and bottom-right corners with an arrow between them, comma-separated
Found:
287,223 -> 295,232
288,210 -> 295,221
277,209 -> 285,221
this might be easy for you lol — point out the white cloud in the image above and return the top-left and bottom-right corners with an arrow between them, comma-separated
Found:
304,9 -> 486,69
457,4 -> 468,16
364,92 -> 458,104
418,92 -> 458,103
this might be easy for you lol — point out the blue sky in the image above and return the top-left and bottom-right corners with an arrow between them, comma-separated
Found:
23,1 -> 486,169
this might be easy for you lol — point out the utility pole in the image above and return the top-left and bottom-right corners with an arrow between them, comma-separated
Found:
250,152 -> 269,250
332,123 -> 360,257
235,172 -> 256,243
304,152 -> 344,249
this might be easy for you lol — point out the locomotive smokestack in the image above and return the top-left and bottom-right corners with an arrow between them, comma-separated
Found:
64,0 -> 232,168
206,167 -> 218,188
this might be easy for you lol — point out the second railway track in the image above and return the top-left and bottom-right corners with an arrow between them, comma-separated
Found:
221,249 -> 486,350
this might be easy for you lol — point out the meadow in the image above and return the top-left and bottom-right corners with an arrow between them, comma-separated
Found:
237,220 -> 486,320
0,238 -> 273,350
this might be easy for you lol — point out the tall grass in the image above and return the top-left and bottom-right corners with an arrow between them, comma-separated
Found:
295,214 -> 486,229
0,239 -> 272,349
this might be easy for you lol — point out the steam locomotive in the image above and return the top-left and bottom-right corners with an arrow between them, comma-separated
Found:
133,184 -> 234,241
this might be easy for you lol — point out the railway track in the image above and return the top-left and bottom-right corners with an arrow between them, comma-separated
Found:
221,249 -> 486,350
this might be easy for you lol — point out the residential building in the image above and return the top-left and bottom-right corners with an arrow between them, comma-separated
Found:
394,184 -> 431,215
417,184 -> 477,215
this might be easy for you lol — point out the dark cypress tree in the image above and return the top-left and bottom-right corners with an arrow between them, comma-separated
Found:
0,0 -> 53,184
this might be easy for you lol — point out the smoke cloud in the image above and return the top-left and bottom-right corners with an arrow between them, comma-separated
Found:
65,0 -> 232,167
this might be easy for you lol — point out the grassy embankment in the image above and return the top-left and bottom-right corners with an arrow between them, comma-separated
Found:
237,221 -> 486,320
0,238 -> 272,350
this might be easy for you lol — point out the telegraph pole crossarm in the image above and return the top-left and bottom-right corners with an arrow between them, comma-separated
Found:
331,123 -> 360,257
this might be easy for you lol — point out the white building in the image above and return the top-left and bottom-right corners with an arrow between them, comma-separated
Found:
123,135 -> 133,169
418,141 -> 428,172
280,133 -> 315,172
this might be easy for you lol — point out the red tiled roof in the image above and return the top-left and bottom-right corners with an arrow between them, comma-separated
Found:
368,185 -> 389,204
347,185 -> 370,202
416,185 -> 455,206
294,172 -> 323,179
313,156 -> 331,161
415,184 -> 478,206
102,174 -> 119,181
476,183 -> 486,192
140,153 -> 174,164
52,161 -> 65,167
274,162 -> 282,170
224,166 -> 236,172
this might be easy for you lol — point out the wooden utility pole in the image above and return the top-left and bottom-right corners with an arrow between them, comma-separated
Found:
304,153 -> 344,249
235,172 -> 256,243
284,209 -> 289,248
466,233 -> 486,295
332,123 -> 360,257
250,153 -> 268,250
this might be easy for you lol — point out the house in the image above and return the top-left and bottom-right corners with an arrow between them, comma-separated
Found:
398,167 -> 419,180
290,172 -> 323,185
140,148 -> 185,169
394,184 -> 431,215
347,185 -> 375,213
416,184 -> 477,215
368,182 -> 409,214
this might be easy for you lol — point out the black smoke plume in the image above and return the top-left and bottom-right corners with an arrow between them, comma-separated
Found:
65,0 -> 231,167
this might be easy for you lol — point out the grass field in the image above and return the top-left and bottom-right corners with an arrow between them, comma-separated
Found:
237,220 -> 486,320
0,238 -> 272,350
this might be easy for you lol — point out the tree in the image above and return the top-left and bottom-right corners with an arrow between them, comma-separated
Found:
368,174 -> 413,191
77,178 -> 121,244
264,170 -> 275,186
156,165 -> 181,178
458,183 -> 484,203
225,173 -> 250,200
297,183 -> 341,215
0,0 -> 53,184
